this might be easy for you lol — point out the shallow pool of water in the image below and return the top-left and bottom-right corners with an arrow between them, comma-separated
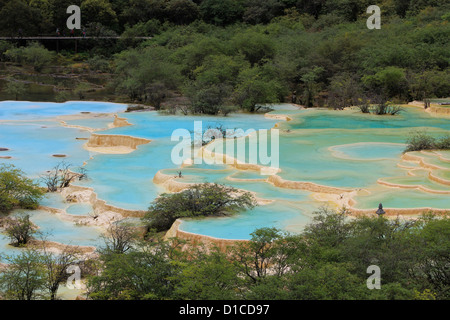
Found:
1,102 -> 449,241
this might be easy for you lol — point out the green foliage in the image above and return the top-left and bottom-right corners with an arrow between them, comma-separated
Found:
233,66 -> 285,112
143,183 -> 257,232
404,131 -> 450,152
0,250 -> 47,300
199,0 -> 245,26
166,0 -> 200,25
87,210 -> 450,300
4,80 -> 26,101
362,66 -> 408,99
81,0 -> 118,28
3,213 -> 37,246
87,241 -> 180,300
0,41 -> 14,61
0,0 -> 42,37
172,247 -> 240,300
0,164 -> 44,213
0,244 -> 82,300
84,207 -> 450,300
231,30 -> 276,67
87,55 -> 111,73
74,82 -> 91,100
112,46 -> 181,105
5,43 -> 54,72
54,90 -> 71,102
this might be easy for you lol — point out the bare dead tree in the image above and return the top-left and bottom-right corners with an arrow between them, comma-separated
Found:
40,161 -> 78,192
177,104 -> 190,115
76,167 -> 88,181
100,224 -> 137,255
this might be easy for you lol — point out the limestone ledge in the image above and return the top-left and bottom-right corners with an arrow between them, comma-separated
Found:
153,170 -> 273,205
108,114 -> 132,129
401,152 -> 449,171
59,113 -> 133,133
59,120 -> 98,133
153,170 -> 196,193
313,191 -> 449,217
165,219 -> 248,252
347,207 -> 449,217
427,106 -> 450,116
267,174 -> 353,194
377,178 -> 450,195
264,113 -> 293,122
408,101 -> 450,117
54,185 -> 146,228
84,133 -> 151,154
201,143 -> 281,175
429,171 -> 450,186
27,239 -> 97,256
397,151 -> 450,187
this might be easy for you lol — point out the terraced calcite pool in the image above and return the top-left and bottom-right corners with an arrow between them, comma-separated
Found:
0,101 -> 449,253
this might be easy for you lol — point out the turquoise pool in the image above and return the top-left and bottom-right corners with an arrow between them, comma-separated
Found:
1,101 -> 449,245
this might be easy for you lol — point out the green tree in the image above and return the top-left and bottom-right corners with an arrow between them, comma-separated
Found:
243,0 -> 286,24
185,54 -> 247,114
166,0 -> 200,25
87,241 -> 180,300
232,30 -> 276,67
173,246 -> 240,299
143,183 -> 257,232
232,228 -> 299,284
327,72 -> 362,109
120,0 -> 167,25
6,43 -> 54,72
287,263 -> 369,300
5,80 -> 26,101
0,40 -> 14,61
113,47 -> 181,105
99,224 -> 138,255
0,249 -> 46,300
24,42 -> 54,72
81,0 -> 118,27
74,82 -> 91,100
0,0 -> 42,36
362,66 -> 408,99
412,215 -> 450,299
4,213 -> 37,246
0,164 -> 44,213
199,0 -> 245,26
40,243 -> 82,300
300,67 -> 324,108
233,66 -> 284,112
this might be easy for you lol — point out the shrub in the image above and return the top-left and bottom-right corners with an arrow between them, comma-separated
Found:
4,213 -> 37,246
143,183 -> 257,232
404,132 -> 450,152
0,164 -> 43,213
435,135 -> 450,150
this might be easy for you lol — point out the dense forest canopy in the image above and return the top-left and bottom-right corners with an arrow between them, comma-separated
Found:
0,0 -> 449,111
